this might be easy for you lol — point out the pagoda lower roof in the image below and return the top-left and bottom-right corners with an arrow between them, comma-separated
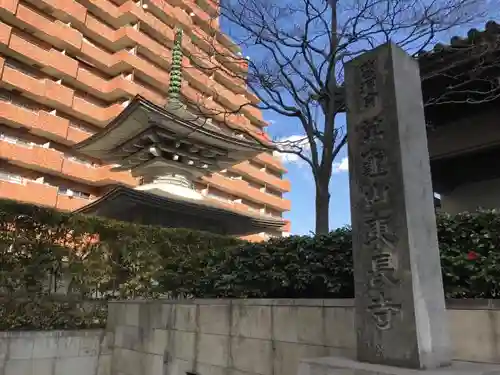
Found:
76,186 -> 285,236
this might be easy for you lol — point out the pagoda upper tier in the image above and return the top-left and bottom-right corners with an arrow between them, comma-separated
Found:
75,96 -> 270,183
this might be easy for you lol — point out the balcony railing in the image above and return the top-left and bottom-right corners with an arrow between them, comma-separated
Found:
0,171 -> 23,184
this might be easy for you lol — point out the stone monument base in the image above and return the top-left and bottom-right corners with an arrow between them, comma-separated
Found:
298,357 -> 500,375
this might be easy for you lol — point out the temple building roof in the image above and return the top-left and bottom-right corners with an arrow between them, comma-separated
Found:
417,21 -> 500,194
76,185 -> 284,236
417,21 -> 500,60
333,21 -> 500,121
418,21 -> 500,126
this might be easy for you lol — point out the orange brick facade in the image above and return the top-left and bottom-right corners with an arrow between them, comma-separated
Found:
0,0 -> 291,240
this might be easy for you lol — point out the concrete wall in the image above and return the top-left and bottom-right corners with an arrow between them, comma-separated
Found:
107,299 -> 500,375
3,299 -> 500,375
440,178 -> 500,214
0,330 -> 112,375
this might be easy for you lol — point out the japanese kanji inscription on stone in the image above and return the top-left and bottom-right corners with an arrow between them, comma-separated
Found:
345,43 -> 451,369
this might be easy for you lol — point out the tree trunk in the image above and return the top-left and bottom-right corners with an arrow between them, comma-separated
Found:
315,184 -> 330,234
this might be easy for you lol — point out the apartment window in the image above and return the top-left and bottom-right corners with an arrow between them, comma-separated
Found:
4,58 -> 49,79
23,1 -> 57,21
226,171 -> 242,180
136,51 -> 168,75
266,167 -> 283,179
0,89 -> 12,102
188,55 -> 213,76
69,122 -> 94,135
265,208 -> 283,218
249,160 -> 264,170
195,0 -> 218,17
66,155 -> 95,167
75,59 -> 112,80
241,199 -> 263,213
58,187 -> 91,200
75,91 -> 109,108
266,187 -> 283,198
15,99 -> 38,112
85,12 -> 117,31
0,134 -> 32,147
14,30 -> 52,51
138,22 -> 169,49
0,171 -> 22,184
58,113 -> 98,134
244,178 -> 264,190
208,193 -> 228,203
133,75 -> 166,98
80,36 -> 114,55
207,193 -> 232,203
0,89 -> 42,112
206,187 -> 240,203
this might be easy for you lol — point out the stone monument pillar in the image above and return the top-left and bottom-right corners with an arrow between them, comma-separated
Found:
299,41 -> 500,375
345,42 -> 451,369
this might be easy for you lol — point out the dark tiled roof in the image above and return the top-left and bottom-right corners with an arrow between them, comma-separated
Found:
417,21 -> 500,60
417,20 -> 500,124
334,22 -> 500,111
77,185 -> 285,236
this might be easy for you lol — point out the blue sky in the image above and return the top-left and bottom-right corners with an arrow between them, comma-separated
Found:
220,1 -> 497,236
264,112 -> 351,235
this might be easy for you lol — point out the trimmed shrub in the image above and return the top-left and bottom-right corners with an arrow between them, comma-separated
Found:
181,211 -> 500,300
0,294 -> 107,331
191,228 -> 354,298
437,210 -> 500,298
0,198 -> 242,330
2,197 -> 500,330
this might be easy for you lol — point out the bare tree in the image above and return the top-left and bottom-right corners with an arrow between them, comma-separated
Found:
182,0 -> 496,234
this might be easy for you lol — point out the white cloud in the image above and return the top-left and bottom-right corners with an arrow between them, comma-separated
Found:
273,134 -> 349,175
333,157 -> 349,173
273,134 -> 310,167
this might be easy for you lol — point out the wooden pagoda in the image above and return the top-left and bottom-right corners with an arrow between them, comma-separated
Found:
74,30 -> 285,235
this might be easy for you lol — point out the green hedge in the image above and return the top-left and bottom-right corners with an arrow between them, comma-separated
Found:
2,198 -> 500,330
437,210 -> 500,298
186,210 -> 500,299
188,227 -> 354,298
0,198 -> 242,330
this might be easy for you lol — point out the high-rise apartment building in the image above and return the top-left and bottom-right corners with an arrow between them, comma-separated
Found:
0,0 -> 291,240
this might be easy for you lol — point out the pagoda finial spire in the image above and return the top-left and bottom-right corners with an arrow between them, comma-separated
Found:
168,28 -> 184,101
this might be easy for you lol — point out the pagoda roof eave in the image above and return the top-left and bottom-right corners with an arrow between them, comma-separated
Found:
76,186 -> 285,236
74,96 -> 268,161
